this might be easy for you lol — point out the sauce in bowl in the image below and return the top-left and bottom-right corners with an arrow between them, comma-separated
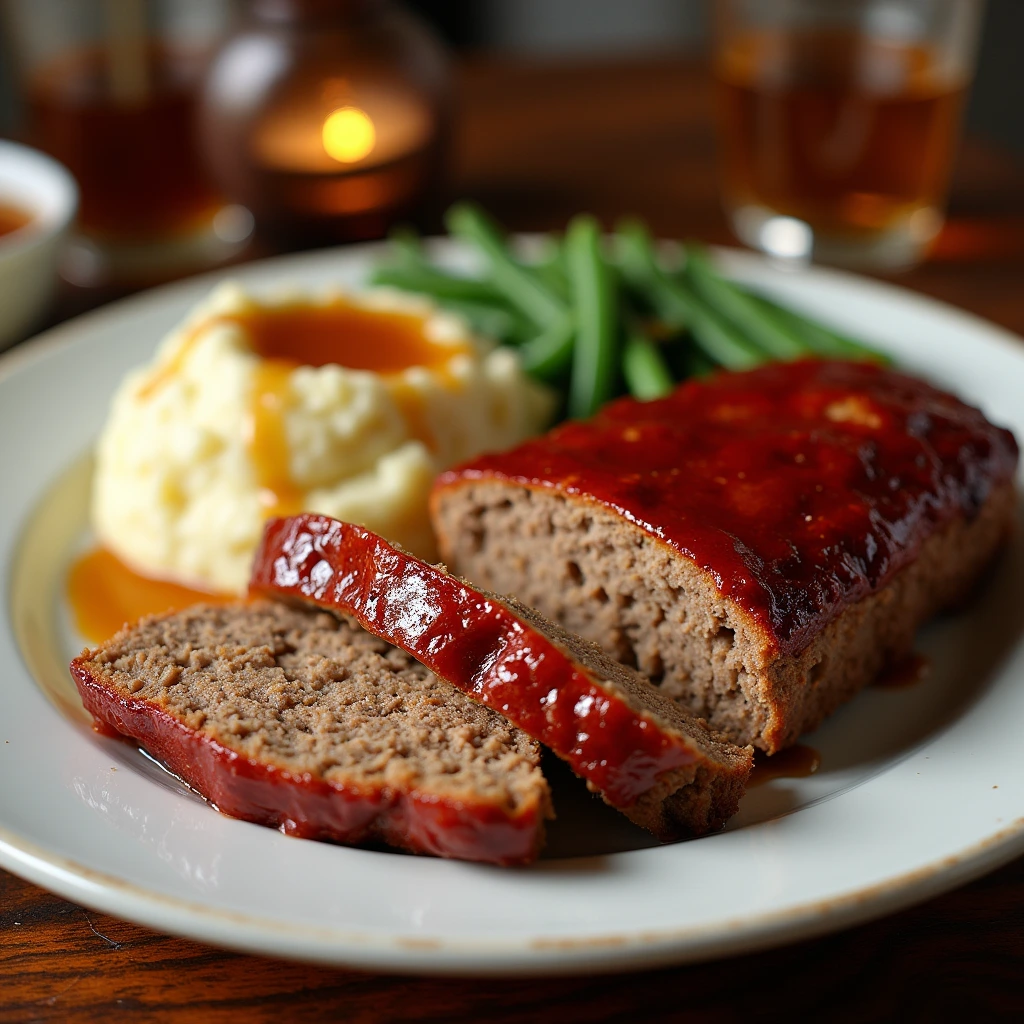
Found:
0,200 -> 34,240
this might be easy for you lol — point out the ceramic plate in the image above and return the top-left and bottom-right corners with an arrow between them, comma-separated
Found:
2,243 -> 1023,976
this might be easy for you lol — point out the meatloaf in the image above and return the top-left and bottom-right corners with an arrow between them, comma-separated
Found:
431,359 -> 1019,753
251,514 -> 753,839
71,600 -> 551,865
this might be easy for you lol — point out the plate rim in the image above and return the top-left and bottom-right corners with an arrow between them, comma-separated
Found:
4,816 -> 1023,977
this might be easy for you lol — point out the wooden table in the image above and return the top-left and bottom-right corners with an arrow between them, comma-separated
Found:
3,58 -> 1024,1022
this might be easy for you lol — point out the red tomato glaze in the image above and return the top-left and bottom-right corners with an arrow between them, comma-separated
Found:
250,515 -> 701,808
71,661 -> 544,865
436,360 -> 1018,656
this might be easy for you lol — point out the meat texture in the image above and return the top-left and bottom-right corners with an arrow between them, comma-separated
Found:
431,360 -> 1019,752
71,600 -> 551,865
251,515 -> 753,840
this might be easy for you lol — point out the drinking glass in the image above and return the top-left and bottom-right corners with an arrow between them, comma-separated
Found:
5,0 -> 249,287
713,0 -> 984,269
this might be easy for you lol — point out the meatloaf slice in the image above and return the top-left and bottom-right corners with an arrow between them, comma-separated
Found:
250,515 -> 753,840
431,360 -> 1019,753
70,600 -> 551,865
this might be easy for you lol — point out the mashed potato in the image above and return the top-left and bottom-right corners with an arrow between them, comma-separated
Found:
92,282 -> 554,593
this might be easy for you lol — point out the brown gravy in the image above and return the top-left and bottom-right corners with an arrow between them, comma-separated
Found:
249,358 -> 305,516
240,303 -> 462,512
873,652 -> 930,690
748,744 -> 822,787
68,546 -> 234,644
237,303 -> 461,372
138,301 -> 463,512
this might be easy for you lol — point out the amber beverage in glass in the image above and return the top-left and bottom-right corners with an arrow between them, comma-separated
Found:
7,0 -> 247,287
713,0 -> 984,269
27,45 -> 221,243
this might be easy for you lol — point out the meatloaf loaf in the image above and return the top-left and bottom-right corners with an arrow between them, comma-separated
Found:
431,359 -> 1019,753
71,600 -> 551,864
251,514 -> 753,839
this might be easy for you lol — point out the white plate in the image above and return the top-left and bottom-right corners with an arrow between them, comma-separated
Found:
1,242 -> 1023,976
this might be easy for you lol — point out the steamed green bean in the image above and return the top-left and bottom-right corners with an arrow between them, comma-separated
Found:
446,203 -> 568,329
370,204 -> 892,421
684,245 -> 808,361
622,331 -> 674,400
565,215 -> 618,418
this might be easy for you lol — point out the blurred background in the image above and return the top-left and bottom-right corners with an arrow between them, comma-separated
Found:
0,0 -> 1020,331
5,0 -> 1022,151
411,0 -> 1022,153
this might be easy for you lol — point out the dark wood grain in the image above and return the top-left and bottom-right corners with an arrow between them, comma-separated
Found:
4,858 -> 1024,1023
3,56 -> 1024,1022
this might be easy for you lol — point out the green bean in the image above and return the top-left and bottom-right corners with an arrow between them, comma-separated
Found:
368,265 -> 505,305
684,244 -> 809,360
615,219 -> 690,324
622,330 -> 675,400
615,220 -> 764,370
748,294 -> 892,364
446,202 -> 568,328
376,207 -> 894,422
526,237 -> 569,298
688,304 -> 767,370
519,315 -> 576,379
565,215 -> 618,418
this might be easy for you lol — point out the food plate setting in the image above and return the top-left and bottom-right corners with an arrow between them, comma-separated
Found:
2,240 -> 1023,976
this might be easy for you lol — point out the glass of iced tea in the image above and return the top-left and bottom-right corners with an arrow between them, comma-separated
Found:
6,0 -> 250,288
713,0 -> 984,269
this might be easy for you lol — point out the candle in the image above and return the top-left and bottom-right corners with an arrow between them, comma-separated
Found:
253,82 -> 435,175
196,0 -> 450,242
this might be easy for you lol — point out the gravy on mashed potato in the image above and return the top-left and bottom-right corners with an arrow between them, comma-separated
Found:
90,282 -> 554,594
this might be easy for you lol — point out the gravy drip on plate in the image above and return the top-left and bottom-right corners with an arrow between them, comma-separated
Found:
68,547 -> 234,644
873,651 -> 930,689
748,745 -> 821,787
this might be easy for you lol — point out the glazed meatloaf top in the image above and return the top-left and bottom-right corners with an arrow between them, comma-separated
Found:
71,600 -> 550,864
433,360 -> 1019,657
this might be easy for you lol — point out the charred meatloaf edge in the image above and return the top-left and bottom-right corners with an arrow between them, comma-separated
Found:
70,600 -> 551,865
250,515 -> 753,840
429,361 -> 1019,753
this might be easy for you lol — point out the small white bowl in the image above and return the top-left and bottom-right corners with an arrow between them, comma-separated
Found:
0,140 -> 78,351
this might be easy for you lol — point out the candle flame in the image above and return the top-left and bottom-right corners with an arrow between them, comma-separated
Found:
322,106 -> 376,163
